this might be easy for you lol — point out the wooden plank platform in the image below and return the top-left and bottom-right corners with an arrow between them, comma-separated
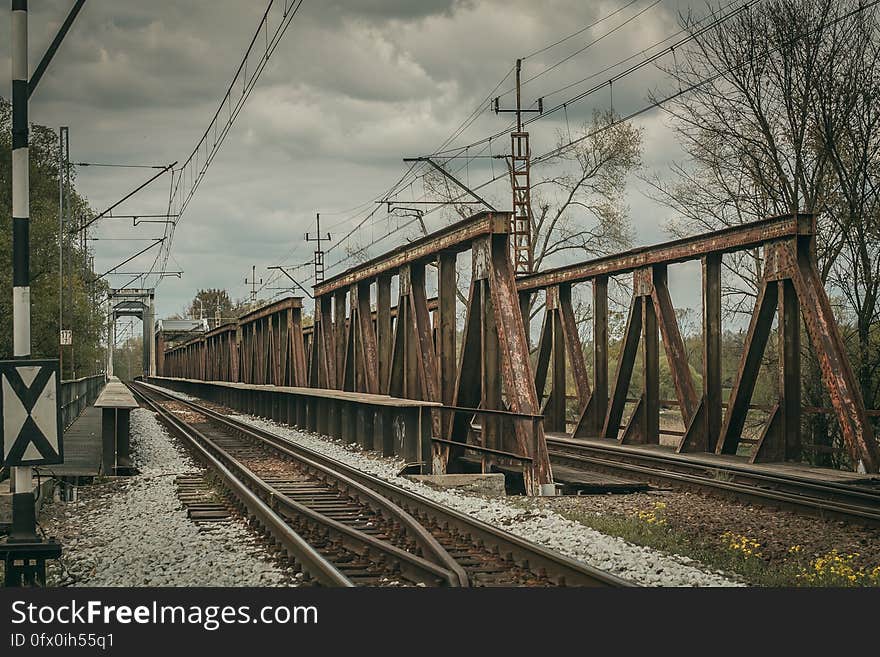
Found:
37,406 -> 104,477
546,433 -> 880,486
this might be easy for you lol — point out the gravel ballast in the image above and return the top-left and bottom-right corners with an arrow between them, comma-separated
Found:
213,410 -> 740,587
41,407 -> 297,587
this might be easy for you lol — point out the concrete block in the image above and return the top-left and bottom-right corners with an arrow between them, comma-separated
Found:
406,473 -> 506,496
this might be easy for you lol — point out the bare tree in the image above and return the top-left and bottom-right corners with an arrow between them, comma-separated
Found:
424,111 -> 641,321
530,110 -> 641,276
649,0 -> 880,461
816,8 -> 880,409
648,0 -> 849,311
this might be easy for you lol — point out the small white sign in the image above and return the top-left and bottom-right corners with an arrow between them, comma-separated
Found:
60,330 -> 72,346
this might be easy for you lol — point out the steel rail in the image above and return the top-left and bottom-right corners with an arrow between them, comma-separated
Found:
132,382 -> 463,587
132,385 -> 352,586
179,399 -> 468,586
545,439 -> 880,526
139,383 -> 632,587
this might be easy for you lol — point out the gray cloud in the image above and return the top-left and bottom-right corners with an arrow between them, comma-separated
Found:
1,0 -> 705,318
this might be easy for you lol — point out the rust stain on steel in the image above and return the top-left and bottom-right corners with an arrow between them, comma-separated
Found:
516,213 -> 814,291
558,284 -> 591,409
314,211 -> 510,296
487,234 -> 552,488
602,295 -> 642,440
317,296 -> 336,388
296,296 -> 440,340
409,266 -> 442,434
356,281 -> 380,394
786,245 -> 880,473
532,309 -> 552,403
238,296 -> 303,325
164,211 -> 879,479
716,275 -> 778,455
650,265 -> 698,425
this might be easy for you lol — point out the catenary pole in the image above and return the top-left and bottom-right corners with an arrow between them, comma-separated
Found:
58,128 -> 65,376
10,0 -> 37,541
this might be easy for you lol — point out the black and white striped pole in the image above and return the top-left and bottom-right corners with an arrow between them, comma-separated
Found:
9,0 -> 38,543
3,0 -> 83,586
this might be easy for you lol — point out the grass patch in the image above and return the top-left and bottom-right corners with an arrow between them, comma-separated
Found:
550,503 -> 803,586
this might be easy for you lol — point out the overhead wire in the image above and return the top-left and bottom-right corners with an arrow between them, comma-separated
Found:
426,0 -> 757,157
305,1 -> 678,277
150,0 -> 307,286
407,0 -> 880,226
521,0 -> 644,60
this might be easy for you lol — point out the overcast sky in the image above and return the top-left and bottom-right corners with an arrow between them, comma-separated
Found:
1,0 -> 711,323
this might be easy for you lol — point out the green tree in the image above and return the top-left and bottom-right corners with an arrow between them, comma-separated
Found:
112,333 -> 143,381
185,288 -> 236,328
1,97 -> 106,377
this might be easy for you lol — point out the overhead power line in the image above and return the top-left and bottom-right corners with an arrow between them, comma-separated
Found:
516,0 -> 665,89
522,0 -> 644,60
152,0 -> 307,285
260,1 -> 656,290
427,0 -> 758,158
247,0 -> 755,290
387,0 -> 879,239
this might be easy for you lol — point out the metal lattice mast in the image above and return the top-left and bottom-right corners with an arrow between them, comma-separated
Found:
494,58 -> 542,275
306,213 -> 332,284
245,265 -> 262,309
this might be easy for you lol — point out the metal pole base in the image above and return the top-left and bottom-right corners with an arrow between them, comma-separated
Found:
7,491 -> 39,544
0,540 -> 62,587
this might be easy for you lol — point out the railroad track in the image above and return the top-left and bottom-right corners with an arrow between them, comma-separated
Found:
130,381 -> 630,588
546,437 -> 880,526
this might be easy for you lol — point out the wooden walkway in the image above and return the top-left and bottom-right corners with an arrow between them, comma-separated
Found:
39,406 -> 104,478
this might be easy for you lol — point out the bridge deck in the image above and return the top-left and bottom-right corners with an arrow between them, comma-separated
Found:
39,406 -> 105,478
546,434 -> 880,486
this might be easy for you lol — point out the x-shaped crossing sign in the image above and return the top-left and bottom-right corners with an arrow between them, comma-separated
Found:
0,359 -> 63,467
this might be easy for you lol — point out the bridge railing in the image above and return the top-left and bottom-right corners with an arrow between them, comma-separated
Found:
516,213 -> 879,473
159,211 -> 880,481
61,374 -> 106,429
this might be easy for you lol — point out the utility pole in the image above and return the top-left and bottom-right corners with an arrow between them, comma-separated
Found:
3,0 -> 83,583
305,213 -> 331,284
494,58 -> 543,275
64,126 -> 74,378
10,0 -> 35,544
58,127 -> 66,378
245,265 -> 262,308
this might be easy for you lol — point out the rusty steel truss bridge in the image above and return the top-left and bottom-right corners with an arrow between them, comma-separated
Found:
152,211 -> 879,494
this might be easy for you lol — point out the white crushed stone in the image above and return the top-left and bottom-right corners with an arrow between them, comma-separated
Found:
45,407 -> 298,587
230,413 -> 740,587
150,384 -> 741,586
